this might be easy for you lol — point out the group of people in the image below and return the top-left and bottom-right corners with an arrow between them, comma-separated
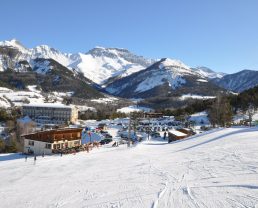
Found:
112,141 -> 119,147
24,155 -> 37,165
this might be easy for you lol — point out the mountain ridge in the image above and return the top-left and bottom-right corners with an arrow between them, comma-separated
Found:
1,39 -> 258,99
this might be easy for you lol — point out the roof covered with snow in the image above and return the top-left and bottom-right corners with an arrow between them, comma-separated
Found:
22,103 -> 72,109
168,130 -> 187,137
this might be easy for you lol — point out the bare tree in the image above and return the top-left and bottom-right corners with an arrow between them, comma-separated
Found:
246,103 -> 256,127
209,95 -> 232,127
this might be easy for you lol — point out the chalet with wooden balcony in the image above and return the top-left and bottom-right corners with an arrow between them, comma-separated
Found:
22,128 -> 83,155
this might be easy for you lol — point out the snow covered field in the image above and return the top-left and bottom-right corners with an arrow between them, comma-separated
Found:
0,85 -> 74,108
117,105 -> 152,113
1,127 -> 258,208
180,94 -> 216,100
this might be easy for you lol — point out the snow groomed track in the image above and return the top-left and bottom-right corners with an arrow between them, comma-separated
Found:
1,127 -> 258,208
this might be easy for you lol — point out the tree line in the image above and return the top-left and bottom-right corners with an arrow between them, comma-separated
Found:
157,86 -> 258,127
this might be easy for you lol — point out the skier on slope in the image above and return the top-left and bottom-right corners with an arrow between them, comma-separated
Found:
163,131 -> 167,140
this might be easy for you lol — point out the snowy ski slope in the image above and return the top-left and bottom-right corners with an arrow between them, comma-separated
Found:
0,127 -> 258,208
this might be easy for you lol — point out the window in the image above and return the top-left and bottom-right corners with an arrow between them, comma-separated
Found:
28,140 -> 34,146
45,143 -> 51,149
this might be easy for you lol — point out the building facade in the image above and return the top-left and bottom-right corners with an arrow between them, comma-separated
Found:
22,103 -> 78,124
22,128 -> 83,155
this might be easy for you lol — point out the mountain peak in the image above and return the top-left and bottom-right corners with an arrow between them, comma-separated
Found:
0,38 -> 27,52
156,58 -> 195,76
9,38 -> 22,45
87,46 -> 131,58
192,66 -> 226,79
159,58 -> 190,70
195,66 -> 214,73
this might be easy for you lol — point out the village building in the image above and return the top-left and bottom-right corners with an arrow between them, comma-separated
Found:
168,129 -> 188,143
22,128 -> 83,155
22,103 -> 78,125
144,112 -> 163,118
177,128 -> 195,136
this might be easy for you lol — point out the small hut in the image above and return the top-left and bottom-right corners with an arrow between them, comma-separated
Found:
168,130 -> 187,143
177,128 -> 195,136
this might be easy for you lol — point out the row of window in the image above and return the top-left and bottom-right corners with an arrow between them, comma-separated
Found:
28,140 -> 51,149
53,141 -> 80,149
24,113 -> 71,117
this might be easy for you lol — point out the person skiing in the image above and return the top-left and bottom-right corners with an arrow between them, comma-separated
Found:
34,155 -> 37,165
25,155 -> 27,162
163,131 -> 167,140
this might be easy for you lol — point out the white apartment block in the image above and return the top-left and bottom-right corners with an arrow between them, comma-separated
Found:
22,103 -> 78,125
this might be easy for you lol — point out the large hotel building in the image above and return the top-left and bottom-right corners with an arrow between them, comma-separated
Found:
22,103 -> 78,124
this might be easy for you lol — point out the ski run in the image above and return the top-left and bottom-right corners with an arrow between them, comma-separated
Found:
1,127 -> 258,208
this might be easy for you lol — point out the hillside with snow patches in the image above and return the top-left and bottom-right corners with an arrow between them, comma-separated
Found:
105,58 -> 225,98
1,127 -> 258,208
212,69 -> 258,92
191,66 -> 226,79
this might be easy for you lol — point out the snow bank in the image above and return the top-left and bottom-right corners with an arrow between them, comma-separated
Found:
91,97 -> 118,104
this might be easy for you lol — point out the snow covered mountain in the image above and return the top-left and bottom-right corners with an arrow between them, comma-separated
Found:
191,66 -> 226,79
0,39 -> 75,72
212,69 -> 258,92
69,47 -> 155,85
0,39 -> 155,85
1,38 -> 257,103
105,58 -> 224,98
0,39 -> 225,84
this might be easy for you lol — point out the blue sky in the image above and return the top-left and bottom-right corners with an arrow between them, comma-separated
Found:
0,0 -> 257,73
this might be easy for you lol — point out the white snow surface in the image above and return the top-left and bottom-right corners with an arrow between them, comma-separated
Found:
72,52 -> 147,85
189,111 -> 210,125
192,66 -> 226,79
0,85 -> 75,108
159,58 -> 189,69
134,58 -> 201,93
91,97 -> 118,104
197,79 -> 208,82
168,129 -> 187,136
180,94 -> 216,100
117,105 -> 152,113
135,70 -> 186,93
1,127 -> 258,207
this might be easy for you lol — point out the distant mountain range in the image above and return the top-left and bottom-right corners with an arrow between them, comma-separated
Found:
211,70 -> 258,92
0,39 -> 258,109
0,39 -> 155,85
105,58 -> 224,98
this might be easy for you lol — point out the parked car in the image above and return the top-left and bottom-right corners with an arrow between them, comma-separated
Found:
151,132 -> 161,138
99,138 -> 113,145
105,133 -> 112,138
100,130 -> 108,134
